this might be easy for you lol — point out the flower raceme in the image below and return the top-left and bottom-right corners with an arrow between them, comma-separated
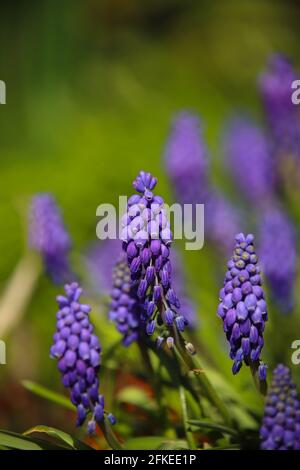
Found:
224,117 -> 274,205
260,364 -> 300,450
259,206 -> 297,313
50,282 -> 116,434
217,233 -> 268,379
121,171 -> 189,349
164,111 -> 240,254
259,54 -> 300,161
164,111 -> 210,205
109,253 -> 141,346
29,193 -> 72,284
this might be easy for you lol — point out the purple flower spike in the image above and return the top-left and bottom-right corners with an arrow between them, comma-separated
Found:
29,194 -> 72,284
224,117 -> 274,205
122,171 -> 190,348
259,54 -> 300,162
51,282 -> 115,433
164,111 -> 209,205
259,206 -> 297,313
164,111 -> 240,253
260,364 -> 300,450
85,239 -> 122,295
217,233 -> 268,378
109,253 -> 141,346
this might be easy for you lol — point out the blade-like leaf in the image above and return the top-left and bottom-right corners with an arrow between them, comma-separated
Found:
124,436 -> 189,450
0,430 -> 68,450
124,436 -> 169,450
187,419 -> 238,436
158,439 -> 189,450
24,425 -> 94,450
22,380 -> 75,411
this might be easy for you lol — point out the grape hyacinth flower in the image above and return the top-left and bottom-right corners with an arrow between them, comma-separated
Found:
205,192 -> 241,254
109,253 -> 141,346
217,233 -> 268,379
224,117 -> 274,205
121,171 -> 189,349
50,282 -> 116,434
164,111 -> 209,205
164,111 -> 240,254
260,364 -> 300,450
259,206 -> 297,313
29,193 -> 72,284
85,239 -> 122,295
259,54 -> 300,160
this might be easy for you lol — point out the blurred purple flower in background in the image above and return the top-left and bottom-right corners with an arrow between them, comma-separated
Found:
258,206 -> 297,313
109,253 -> 141,346
164,111 -> 241,254
85,239 -> 122,295
224,117 -> 274,205
260,364 -> 300,450
205,192 -> 241,254
217,233 -> 268,379
50,282 -> 115,434
164,111 -> 209,204
29,193 -> 72,284
259,54 -> 300,161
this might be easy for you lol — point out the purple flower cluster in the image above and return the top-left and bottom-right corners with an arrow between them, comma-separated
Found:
85,239 -> 122,295
259,54 -> 300,159
29,194 -> 72,284
109,253 -> 141,346
164,111 -> 240,254
164,111 -> 209,204
121,171 -> 188,348
205,192 -> 241,254
50,282 -> 116,434
217,233 -> 267,378
224,117 -> 274,205
260,364 -> 300,450
259,206 -> 297,313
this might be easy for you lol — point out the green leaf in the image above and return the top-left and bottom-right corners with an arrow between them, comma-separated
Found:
24,425 -> 94,450
158,439 -> 189,450
22,380 -> 75,411
116,386 -> 157,413
0,430 -> 68,450
124,436 -> 189,450
124,436 -> 170,450
187,419 -> 238,436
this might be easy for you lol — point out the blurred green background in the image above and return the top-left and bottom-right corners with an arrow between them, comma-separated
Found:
0,0 -> 300,438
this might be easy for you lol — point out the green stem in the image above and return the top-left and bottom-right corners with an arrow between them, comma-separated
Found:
179,386 -> 197,449
138,339 -> 166,422
99,418 -> 123,450
146,338 -> 203,415
250,361 -> 267,397
174,329 -> 232,426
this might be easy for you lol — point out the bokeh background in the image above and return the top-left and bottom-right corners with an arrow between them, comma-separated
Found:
0,0 -> 300,443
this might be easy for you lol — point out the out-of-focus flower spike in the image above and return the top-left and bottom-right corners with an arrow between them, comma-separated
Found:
259,54 -> 300,163
258,205 -> 297,313
29,193 -> 72,284
223,117 -> 275,205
